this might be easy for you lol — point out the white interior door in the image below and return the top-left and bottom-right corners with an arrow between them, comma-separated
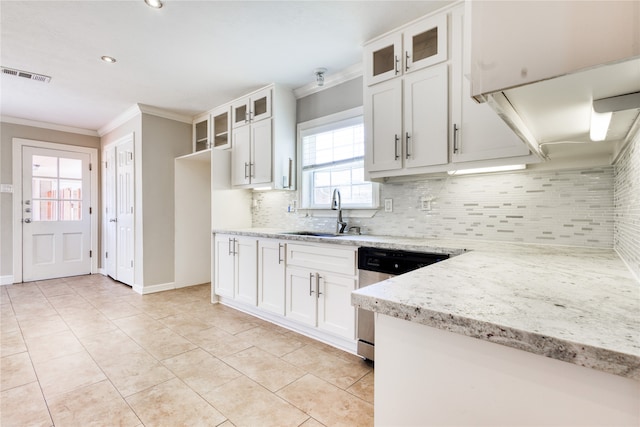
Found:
22,146 -> 91,281
104,146 -> 117,278
115,140 -> 135,286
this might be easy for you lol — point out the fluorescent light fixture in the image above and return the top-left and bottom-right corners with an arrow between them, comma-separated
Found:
448,164 -> 526,176
252,186 -> 272,191
101,56 -> 116,63
590,107 -> 612,141
144,0 -> 163,8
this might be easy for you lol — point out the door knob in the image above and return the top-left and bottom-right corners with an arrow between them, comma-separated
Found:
24,218 -> 32,223
109,218 -> 117,222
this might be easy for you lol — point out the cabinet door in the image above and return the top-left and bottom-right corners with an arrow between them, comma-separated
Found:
231,126 -> 251,186
364,33 -> 402,86
232,97 -> 251,128
250,88 -> 272,123
317,273 -> 356,340
214,235 -> 235,298
403,64 -> 449,169
404,14 -> 448,74
250,119 -> 272,185
285,266 -> 317,327
193,115 -> 210,152
235,237 -> 258,305
450,6 -> 529,163
212,105 -> 231,150
364,78 -> 403,173
258,240 -> 286,315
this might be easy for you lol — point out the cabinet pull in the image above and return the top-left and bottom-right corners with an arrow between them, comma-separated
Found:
405,51 -> 410,72
244,162 -> 249,179
453,124 -> 459,154
249,162 -> 254,178
394,134 -> 400,160
406,132 -> 411,159
245,111 -> 249,124
394,55 -> 400,75
228,238 -> 233,256
309,273 -> 315,296
316,274 -> 322,299
278,243 -> 284,264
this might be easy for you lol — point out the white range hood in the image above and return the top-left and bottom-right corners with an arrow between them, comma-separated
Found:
469,0 -> 640,163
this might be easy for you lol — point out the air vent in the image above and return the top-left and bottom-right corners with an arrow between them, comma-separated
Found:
1,67 -> 51,83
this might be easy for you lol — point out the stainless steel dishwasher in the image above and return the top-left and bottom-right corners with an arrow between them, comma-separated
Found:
357,247 -> 449,361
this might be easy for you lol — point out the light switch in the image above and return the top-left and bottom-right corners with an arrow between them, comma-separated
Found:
0,184 -> 13,193
384,198 -> 393,212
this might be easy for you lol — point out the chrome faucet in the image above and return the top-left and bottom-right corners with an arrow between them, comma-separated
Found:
331,188 -> 347,234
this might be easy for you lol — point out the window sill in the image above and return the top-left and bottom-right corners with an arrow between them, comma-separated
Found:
296,208 -> 379,219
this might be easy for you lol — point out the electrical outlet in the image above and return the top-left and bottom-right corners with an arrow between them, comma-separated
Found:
421,196 -> 433,211
384,198 -> 393,212
0,184 -> 13,193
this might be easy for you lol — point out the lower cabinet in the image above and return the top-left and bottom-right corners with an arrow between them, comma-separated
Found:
214,235 -> 357,347
257,239 -> 286,315
213,234 -> 257,304
285,243 -> 357,341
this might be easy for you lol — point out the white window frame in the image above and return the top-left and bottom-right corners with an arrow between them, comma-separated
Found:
297,106 -> 379,211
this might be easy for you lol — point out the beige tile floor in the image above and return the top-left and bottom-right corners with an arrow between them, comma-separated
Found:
0,275 -> 374,427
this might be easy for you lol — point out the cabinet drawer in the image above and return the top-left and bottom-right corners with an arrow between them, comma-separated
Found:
286,243 -> 356,276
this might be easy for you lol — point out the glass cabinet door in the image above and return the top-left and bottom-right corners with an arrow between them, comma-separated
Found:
212,106 -> 231,149
404,14 -> 448,74
232,98 -> 250,128
250,88 -> 272,123
193,117 -> 210,152
364,33 -> 402,86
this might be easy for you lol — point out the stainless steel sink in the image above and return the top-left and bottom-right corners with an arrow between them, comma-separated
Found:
281,231 -> 339,237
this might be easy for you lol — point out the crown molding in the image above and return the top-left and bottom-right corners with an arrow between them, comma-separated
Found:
1,116 -> 99,137
293,62 -> 363,99
98,104 -> 192,136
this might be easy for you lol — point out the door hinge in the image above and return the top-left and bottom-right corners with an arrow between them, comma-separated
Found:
130,260 -> 133,267
90,250 -> 93,258
105,251 -> 108,259
89,163 -> 92,171
89,207 -> 92,214
104,161 -> 107,169
129,152 -> 133,161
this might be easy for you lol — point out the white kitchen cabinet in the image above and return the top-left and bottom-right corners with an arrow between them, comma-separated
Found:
231,87 -> 272,128
192,112 -> 210,152
211,105 -> 231,150
365,63 -> 448,176
364,13 -> 447,86
213,234 -> 257,304
285,243 -> 357,340
257,239 -> 286,315
230,84 -> 296,190
449,5 -> 530,164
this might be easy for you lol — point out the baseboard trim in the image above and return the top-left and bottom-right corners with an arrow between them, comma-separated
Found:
0,275 -> 14,286
133,281 -> 176,295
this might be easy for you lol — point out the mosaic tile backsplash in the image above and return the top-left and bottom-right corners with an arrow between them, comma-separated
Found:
252,167 -> 615,248
614,136 -> 639,279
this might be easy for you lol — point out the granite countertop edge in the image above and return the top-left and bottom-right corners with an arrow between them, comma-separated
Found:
213,228 -> 640,381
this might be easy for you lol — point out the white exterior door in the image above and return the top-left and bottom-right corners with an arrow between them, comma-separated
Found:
22,146 -> 91,281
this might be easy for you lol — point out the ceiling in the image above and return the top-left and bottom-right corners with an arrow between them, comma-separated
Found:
1,0 -> 453,133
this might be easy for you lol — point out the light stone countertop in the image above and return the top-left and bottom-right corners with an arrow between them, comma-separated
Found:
213,228 -> 640,380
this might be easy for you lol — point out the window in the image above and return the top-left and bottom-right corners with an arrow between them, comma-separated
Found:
299,107 -> 378,209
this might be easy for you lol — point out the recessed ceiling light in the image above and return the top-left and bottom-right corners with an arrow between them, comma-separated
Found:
101,56 -> 117,63
144,0 -> 163,9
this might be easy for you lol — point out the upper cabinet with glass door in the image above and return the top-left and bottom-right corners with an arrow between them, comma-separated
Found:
231,87 -> 272,128
211,105 -> 231,149
364,13 -> 447,86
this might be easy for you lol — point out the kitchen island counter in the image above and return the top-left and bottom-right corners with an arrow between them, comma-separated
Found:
213,228 -> 639,380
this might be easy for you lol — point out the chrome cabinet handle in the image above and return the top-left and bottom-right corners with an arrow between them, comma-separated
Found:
309,273 -> 315,296
406,132 -> 411,159
453,124 -> 459,154
244,162 -> 249,179
278,243 -> 284,264
316,274 -> 322,299
249,162 -> 254,178
394,134 -> 400,160
405,51 -> 410,71
228,238 -> 233,255
394,55 -> 400,75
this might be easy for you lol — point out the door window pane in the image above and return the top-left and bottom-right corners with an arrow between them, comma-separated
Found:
32,178 -> 57,198
59,158 -> 82,179
60,201 -> 82,221
59,180 -> 82,199
32,155 -> 57,177
33,200 -> 58,221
